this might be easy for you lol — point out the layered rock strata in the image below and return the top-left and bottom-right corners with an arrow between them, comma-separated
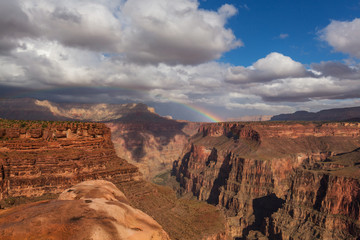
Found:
0,120 -> 140,203
0,98 -> 201,181
0,119 -> 228,240
174,122 -> 360,239
117,180 -> 228,240
0,180 -> 170,240
108,119 -> 200,179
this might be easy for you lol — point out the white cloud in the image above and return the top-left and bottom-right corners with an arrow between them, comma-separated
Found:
218,4 -> 238,18
6,0 -> 241,65
278,33 -> 289,39
121,0 -> 241,64
226,52 -> 308,83
320,18 -> 360,58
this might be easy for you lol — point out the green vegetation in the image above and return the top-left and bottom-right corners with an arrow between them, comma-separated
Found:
152,170 -> 181,191
0,119 -> 88,129
152,170 -> 171,185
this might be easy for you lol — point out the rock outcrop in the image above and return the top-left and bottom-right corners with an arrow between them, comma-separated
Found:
0,120 -> 141,204
174,122 -> 360,239
0,180 -> 170,240
0,98 -> 201,180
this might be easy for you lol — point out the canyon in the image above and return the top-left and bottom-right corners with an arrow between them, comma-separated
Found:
107,116 -> 200,179
1,99 -> 360,239
0,98 -> 199,179
0,118 -> 226,240
173,122 -> 360,239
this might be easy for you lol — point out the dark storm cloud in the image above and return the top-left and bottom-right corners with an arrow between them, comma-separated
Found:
0,1 -> 37,39
51,7 -> 82,24
311,61 -> 360,79
0,1 -> 38,54
0,85 -> 32,98
0,84 -> 149,105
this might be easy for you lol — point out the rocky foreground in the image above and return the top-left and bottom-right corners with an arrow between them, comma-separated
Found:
174,122 -> 360,239
0,180 -> 170,240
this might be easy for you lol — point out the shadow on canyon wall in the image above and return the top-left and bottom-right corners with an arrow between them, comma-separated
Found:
239,194 -> 285,240
112,112 -> 189,160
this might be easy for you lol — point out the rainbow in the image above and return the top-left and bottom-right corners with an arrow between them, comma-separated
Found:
178,102 -> 222,122
4,86 -> 223,123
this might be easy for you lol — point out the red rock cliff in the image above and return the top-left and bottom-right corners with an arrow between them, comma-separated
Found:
0,120 -> 141,203
174,122 -> 360,239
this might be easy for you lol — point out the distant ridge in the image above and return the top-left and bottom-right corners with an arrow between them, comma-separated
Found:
0,98 -> 160,122
271,106 -> 360,121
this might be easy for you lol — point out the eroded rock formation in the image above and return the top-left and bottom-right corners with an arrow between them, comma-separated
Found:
174,122 -> 360,239
0,180 -> 170,240
0,119 -> 227,240
0,120 -> 141,203
0,98 -> 201,181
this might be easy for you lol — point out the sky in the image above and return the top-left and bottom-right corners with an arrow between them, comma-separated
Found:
1,0 -> 360,122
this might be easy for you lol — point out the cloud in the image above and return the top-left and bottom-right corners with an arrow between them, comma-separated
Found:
278,33 -> 289,39
224,53 -> 360,104
122,0 -> 241,64
2,0 -> 240,65
2,1 -> 360,121
225,52 -> 308,83
320,18 -> 360,58
0,37 -> 227,95
225,102 -> 294,113
311,61 -> 360,79
0,1 -> 38,53
252,77 -> 349,102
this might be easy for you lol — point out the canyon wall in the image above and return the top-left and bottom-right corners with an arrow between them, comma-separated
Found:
0,119 -> 141,203
174,122 -> 360,239
107,119 -> 200,179
0,119 -> 227,240
0,98 -> 201,181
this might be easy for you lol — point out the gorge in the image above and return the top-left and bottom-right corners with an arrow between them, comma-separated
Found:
0,118 -> 226,240
0,99 -> 360,239
173,122 -> 360,239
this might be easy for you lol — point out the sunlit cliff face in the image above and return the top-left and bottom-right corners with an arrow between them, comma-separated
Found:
35,100 -> 154,121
